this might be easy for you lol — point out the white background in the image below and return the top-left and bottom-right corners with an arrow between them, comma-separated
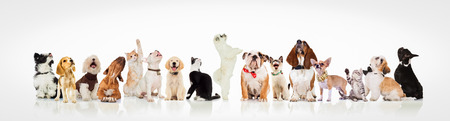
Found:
1,0 -> 449,121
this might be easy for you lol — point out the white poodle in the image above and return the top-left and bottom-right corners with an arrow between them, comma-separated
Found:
212,34 -> 243,100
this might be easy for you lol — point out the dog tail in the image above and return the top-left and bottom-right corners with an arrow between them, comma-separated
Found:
210,93 -> 221,100
345,68 -> 351,82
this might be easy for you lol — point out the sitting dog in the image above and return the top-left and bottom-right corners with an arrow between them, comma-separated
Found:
97,57 -> 126,102
241,50 -> 270,102
165,56 -> 186,101
394,47 -> 423,99
311,57 -> 347,102
187,57 -> 221,101
55,56 -> 77,103
124,39 -> 144,97
269,56 -> 289,101
364,56 -> 405,101
345,68 -> 367,102
34,53 -> 59,99
212,34 -> 243,100
137,50 -> 164,102
286,40 -> 316,102
75,55 -> 101,101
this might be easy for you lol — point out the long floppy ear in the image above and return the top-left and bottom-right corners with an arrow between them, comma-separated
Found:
310,59 -> 317,66
118,73 -> 124,82
286,45 -> 298,66
165,59 -> 171,70
381,61 -> 391,74
72,66 -> 76,72
103,67 -> 109,75
242,52 -> 248,60
56,59 -> 65,76
324,57 -> 332,67
178,59 -> 184,70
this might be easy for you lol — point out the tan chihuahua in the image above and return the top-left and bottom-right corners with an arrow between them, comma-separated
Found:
310,57 -> 347,102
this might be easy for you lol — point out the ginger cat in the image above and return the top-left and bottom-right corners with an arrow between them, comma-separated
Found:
124,39 -> 144,97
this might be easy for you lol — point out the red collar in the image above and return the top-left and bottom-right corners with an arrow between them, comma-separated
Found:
243,68 -> 257,78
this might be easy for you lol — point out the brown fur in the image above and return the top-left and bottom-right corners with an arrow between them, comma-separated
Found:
164,56 -> 186,101
286,41 -> 317,94
377,59 -> 405,101
97,57 -> 126,102
240,52 -> 270,102
55,56 -> 77,103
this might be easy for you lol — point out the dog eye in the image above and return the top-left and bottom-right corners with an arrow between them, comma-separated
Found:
320,63 -> 324,66
375,57 -> 380,60
63,60 -> 66,62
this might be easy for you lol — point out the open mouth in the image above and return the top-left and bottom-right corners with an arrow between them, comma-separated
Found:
273,64 -> 279,69
90,62 -> 97,68
156,53 -> 162,57
171,66 -> 178,71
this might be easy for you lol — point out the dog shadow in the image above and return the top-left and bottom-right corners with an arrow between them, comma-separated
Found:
97,100 -> 120,115
187,100 -> 213,117
240,100 -> 270,117
397,100 -> 423,117
34,99 -> 59,116
316,101 -> 348,117
122,97 -> 147,116
164,100 -> 188,117
75,101 -> 98,117
287,101 -> 316,117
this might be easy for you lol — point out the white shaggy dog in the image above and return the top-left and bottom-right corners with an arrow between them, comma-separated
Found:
212,34 -> 243,100
75,55 -> 101,101
34,53 -> 58,98
137,50 -> 164,102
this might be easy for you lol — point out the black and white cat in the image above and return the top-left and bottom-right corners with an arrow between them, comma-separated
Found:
34,53 -> 59,98
186,57 -> 220,101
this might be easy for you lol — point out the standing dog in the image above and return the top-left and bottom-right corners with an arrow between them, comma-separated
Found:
137,50 -> 164,102
394,47 -> 423,99
165,56 -> 186,101
364,56 -> 405,101
97,57 -> 126,102
187,57 -> 221,101
311,57 -> 347,102
269,56 -> 289,101
76,55 -> 101,101
286,40 -> 316,102
241,50 -> 270,102
124,39 -> 144,97
34,53 -> 59,99
345,68 -> 367,102
213,34 -> 243,100
55,57 -> 77,103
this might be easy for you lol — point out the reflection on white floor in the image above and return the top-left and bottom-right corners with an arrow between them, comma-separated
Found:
33,97 -> 424,120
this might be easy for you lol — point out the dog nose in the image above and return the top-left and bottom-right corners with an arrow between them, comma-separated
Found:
70,59 -> 73,63
297,40 -> 301,44
172,62 -> 176,65
92,58 -> 95,61
252,55 -> 257,59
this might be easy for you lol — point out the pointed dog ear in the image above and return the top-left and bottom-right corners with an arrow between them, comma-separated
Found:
310,59 -> 317,66
324,57 -> 332,67
56,59 -> 65,76
242,52 -> 248,60
279,56 -> 283,63
269,57 -> 273,63
263,54 -> 269,62
286,45 -> 298,66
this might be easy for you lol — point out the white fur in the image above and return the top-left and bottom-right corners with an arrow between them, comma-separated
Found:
289,67 -> 315,102
137,50 -> 164,102
105,89 -> 114,96
364,56 -> 386,101
271,72 -> 289,101
34,54 -> 58,98
124,39 -> 144,97
212,34 -> 243,100
243,66 -> 268,97
77,55 -> 101,101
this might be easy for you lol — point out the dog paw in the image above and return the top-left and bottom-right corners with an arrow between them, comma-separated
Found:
164,98 -> 170,101
363,99 -> 368,102
54,98 -> 60,101
82,98 -> 91,101
240,98 -> 248,101
159,95 -> 165,98
110,98 -> 117,102
307,98 -> 316,102
72,100 -> 77,103
177,98 -> 184,101
290,98 -> 298,102
317,98 -> 323,101
63,99 -> 68,103
259,98 -> 268,102
101,97 -> 109,102
147,98 -> 154,102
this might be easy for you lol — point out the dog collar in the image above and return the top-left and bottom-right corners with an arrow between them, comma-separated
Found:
400,61 -> 410,67
292,65 -> 305,70
36,71 -> 51,75
148,68 -> 161,75
170,72 -> 179,75
243,68 -> 257,78
272,70 -> 283,76
317,71 -> 328,82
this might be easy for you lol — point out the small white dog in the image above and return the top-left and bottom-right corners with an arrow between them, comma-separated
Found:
212,34 -> 243,100
137,50 -> 164,102
75,55 -> 101,101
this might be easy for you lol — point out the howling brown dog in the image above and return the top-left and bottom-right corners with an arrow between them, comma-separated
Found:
286,40 -> 318,98
97,57 -> 126,102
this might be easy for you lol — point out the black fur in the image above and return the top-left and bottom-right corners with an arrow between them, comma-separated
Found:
394,47 -> 423,99
33,53 -> 61,98
186,58 -> 220,100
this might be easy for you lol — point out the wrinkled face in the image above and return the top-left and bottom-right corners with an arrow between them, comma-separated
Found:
295,40 -> 309,58
146,50 -> 163,64
60,57 -> 75,70
34,53 -> 54,66
243,50 -> 268,72
84,55 -> 101,74
213,34 -> 227,44
269,56 -> 283,71
166,57 -> 183,72
126,50 -> 138,62
398,47 -> 418,65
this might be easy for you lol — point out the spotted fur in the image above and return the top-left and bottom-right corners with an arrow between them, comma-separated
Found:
345,68 -> 367,102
